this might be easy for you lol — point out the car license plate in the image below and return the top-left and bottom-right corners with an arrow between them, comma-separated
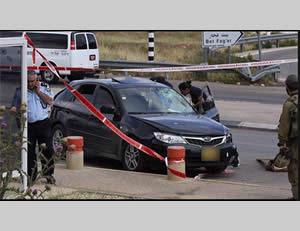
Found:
202,147 -> 220,161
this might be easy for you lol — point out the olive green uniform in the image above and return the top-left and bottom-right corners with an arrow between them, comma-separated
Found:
278,93 -> 298,199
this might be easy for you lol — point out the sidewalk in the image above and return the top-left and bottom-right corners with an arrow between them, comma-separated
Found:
48,164 -> 291,200
216,100 -> 280,131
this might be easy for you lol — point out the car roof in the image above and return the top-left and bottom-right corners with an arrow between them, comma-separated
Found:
71,76 -> 168,89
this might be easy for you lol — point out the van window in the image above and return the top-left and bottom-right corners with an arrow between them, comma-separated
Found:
87,34 -> 97,49
76,34 -> 87,50
26,33 -> 68,49
0,32 -> 23,37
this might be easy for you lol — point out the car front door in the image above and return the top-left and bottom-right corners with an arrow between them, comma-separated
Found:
199,85 -> 220,122
65,84 -> 97,147
87,85 -> 121,158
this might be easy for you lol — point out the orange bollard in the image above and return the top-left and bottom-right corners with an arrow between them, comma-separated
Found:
66,136 -> 84,170
167,146 -> 186,181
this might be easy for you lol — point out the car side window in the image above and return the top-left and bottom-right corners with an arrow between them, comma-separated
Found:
55,88 -> 73,102
94,87 -> 115,108
93,87 -> 115,120
72,84 -> 97,105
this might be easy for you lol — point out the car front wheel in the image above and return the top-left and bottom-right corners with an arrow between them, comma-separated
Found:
121,143 -> 144,171
52,124 -> 67,153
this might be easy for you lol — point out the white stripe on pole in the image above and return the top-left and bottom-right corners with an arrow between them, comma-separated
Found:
148,33 -> 154,38
148,51 -> 154,56
148,42 -> 155,47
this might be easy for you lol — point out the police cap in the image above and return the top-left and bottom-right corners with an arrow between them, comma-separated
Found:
285,74 -> 298,90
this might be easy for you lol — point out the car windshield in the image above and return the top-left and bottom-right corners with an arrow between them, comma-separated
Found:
117,87 -> 196,114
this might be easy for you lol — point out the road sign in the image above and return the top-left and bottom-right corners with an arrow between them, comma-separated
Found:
203,31 -> 244,48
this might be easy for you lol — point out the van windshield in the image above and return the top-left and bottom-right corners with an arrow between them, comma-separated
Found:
118,87 -> 196,114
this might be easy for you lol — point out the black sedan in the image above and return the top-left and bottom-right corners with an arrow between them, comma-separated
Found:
50,77 -> 239,173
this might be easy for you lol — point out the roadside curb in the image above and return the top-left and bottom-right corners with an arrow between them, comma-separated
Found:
222,120 -> 278,132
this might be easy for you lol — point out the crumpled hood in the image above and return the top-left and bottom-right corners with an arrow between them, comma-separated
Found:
130,114 -> 227,136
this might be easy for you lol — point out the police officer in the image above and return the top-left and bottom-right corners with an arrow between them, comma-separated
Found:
11,70 -> 56,184
178,80 -> 207,113
278,74 -> 298,200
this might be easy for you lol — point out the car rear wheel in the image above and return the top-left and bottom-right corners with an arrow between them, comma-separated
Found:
52,124 -> 67,153
121,143 -> 144,171
205,165 -> 227,174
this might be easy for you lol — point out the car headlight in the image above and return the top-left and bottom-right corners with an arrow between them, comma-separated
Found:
154,132 -> 187,144
225,132 -> 232,143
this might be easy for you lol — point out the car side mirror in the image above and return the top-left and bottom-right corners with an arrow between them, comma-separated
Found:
100,104 -> 116,114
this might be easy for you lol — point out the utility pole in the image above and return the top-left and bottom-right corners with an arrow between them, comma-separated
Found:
148,31 -> 154,62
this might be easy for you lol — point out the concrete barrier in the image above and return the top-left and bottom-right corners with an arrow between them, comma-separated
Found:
167,146 -> 186,181
66,136 -> 84,170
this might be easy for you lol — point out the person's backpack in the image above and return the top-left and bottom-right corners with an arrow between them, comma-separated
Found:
265,152 -> 290,172
289,95 -> 298,139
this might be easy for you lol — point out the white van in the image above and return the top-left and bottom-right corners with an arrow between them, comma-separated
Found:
25,31 -> 99,83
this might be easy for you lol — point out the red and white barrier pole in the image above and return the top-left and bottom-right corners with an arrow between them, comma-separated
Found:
167,146 -> 186,181
66,136 -> 84,170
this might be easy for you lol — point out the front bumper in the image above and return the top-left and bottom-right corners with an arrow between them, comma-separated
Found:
148,139 -> 239,169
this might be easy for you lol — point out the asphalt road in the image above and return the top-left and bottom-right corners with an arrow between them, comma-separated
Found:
82,128 -> 289,189
248,46 -> 297,81
170,80 -> 286,105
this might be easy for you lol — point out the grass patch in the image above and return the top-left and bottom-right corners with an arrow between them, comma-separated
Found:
49,191 -> 138,200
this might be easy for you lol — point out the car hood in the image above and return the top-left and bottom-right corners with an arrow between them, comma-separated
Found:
130,113 -> 227,136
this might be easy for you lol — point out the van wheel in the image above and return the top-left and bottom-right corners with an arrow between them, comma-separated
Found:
41,69 -> 59,84
121,143 -> 144,171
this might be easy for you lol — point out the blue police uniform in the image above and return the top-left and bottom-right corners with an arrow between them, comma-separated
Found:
11,83 -> 53,122
27,83 -> 53,123
11,82 -> 55,182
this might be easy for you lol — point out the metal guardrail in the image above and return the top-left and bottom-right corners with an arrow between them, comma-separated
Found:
237,33 -> 298,45
99,60 -> 190,69
99,59 -> 280,83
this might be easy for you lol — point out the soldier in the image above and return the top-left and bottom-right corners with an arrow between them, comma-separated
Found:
278,74 -> 298,200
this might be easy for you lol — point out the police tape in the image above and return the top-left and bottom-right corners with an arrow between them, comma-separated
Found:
1,59 -> 297,74
23,33 -> 186,178
112,59 -> 298,73
0,65 -> 103,72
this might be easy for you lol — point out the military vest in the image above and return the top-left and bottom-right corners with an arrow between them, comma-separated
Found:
288,94 -> 298,139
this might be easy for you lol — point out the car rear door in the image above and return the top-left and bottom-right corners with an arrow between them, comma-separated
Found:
87,85 -> 120,158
